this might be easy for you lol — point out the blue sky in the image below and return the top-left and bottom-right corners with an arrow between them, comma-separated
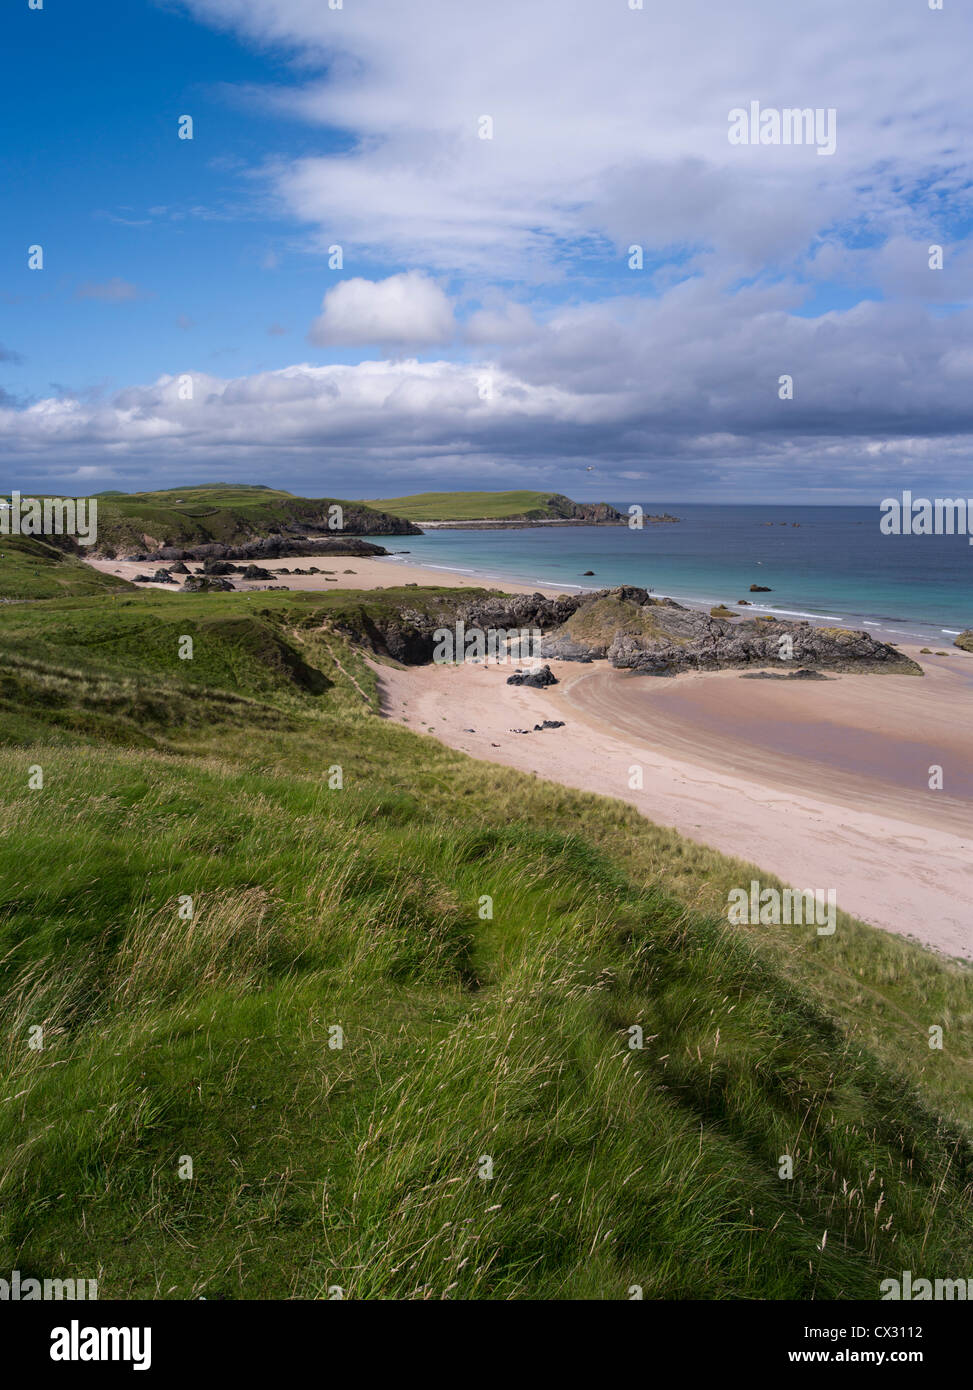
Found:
2,0 -> 972,502
2,1 -> 348,392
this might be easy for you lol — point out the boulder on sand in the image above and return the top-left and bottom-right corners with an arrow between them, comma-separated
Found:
507,664 -> 559,688
954,631 -> 973,652
183,574 -> 235,592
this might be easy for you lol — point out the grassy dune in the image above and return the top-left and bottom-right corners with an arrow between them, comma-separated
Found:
0,536 -> 133,601
0,582 -> 971,1299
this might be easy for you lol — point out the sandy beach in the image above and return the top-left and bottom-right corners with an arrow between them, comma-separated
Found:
86,553 -> 566,596
87,551 -> 973,958
374,653 -> 973,959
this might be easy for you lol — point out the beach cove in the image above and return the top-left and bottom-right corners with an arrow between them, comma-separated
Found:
87,548 -> 973,958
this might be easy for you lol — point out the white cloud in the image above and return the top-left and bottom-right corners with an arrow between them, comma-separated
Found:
464,301 -> 538,345
186,0 -> 973,276
309,272 -> 455,348
9,0 -> 973,496
4,289 -> 973,498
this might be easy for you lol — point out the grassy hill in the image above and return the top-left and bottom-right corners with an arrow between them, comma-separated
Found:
0,581 -> 971,1299
88,484 -> 420,554
361,490 -> 616,521
0,535 -> 133,601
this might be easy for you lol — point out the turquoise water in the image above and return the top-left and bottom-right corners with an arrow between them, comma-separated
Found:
383,504 -> 972,645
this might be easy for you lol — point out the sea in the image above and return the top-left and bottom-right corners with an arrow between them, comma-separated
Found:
380,503 -> 972,648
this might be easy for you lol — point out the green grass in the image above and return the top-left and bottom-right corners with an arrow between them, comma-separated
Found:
361,490 -> 577,520
0,536 -> 133,601
73,483 -> 418,553
0,583 -> 971,1299
556,593 -> 690,647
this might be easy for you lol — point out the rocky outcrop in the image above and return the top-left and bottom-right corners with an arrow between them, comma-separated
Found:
133,569 -> 175,584
506,664 -> 558,688
602,613 -> 920,675
424,497 -> 681,530
123,536 -> 390,564
329,583 -> 919,676
332,591 -> 586,664
537,495 -> 622,523
955,631 -> 973,652
750,584 -> 772,592
183,575 -> 235,593
534,589 -> 918,674
740,668 -> 830,681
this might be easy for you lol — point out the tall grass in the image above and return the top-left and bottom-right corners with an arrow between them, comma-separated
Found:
0,587 -> 970,1298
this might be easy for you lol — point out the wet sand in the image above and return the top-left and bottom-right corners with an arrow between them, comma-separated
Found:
567,659 -> 973,835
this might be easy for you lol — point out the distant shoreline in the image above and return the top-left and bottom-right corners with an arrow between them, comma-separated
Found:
416,515 -> 679,530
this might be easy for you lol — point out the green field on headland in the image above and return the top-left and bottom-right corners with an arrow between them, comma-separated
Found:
0,545 -> 971,1299
85,484 -> 419,554
360,489 -> 616,521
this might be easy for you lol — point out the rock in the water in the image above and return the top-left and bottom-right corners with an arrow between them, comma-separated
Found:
750,584 -> 772,592
954,631 -> 973,652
